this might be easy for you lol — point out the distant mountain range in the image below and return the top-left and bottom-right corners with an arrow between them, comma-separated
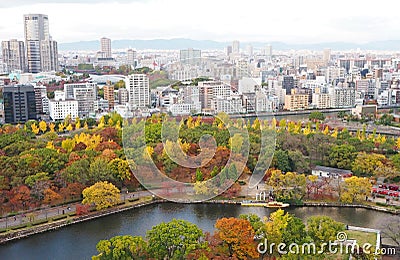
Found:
58,38 -> 400,51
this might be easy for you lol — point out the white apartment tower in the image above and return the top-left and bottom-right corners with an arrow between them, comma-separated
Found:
127,49 -> 136,67
125,74 -> 150,109
1,39 -> 26,72
232,41 -> 240,54
23,14 -> 58,73
100,37 -> 112,58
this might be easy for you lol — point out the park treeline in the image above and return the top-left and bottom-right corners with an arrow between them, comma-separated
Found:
0,112 -> 399,214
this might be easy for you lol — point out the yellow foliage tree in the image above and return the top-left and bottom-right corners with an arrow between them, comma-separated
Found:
66,123 -> 73,132
75,117 -> 81,130
61,138 -> 76,152
31,123 -> 40,135
331,128 -> 338,138
82,181 -> 121,210
115,120 -> 121,130
46,141 -> 55,150
340,176 -> 372,203
270,118 -> 277,130
58,123 -> 65,132
303,122 -> 312,136
186,116 -> 194,129
323,126 -> 329,135
49,123 -> 55,132
107,118 -> 113,126
39,120 -> 47,133
84,121 -> 89,130
143,146 -> 154,160
98,116 -> 105,128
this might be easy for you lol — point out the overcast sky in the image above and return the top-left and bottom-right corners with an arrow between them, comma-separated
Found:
0,0 -> 398,44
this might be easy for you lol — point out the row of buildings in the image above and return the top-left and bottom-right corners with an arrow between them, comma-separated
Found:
2,14 -> 58,73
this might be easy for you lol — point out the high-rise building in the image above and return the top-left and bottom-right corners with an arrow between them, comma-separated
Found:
3,84 -> 37,123
73,88 -> 96,118
265,44 -> 272,57
100,37 -> 112,58
323,48 -> 331,64
103,84 -> 115,110
232,41 -> 240,54
246,45 -> 253,56
179,48 -> 201,65
34,85 -> 47,114
23,14 -> 58,73
40,39 -> 58,72
125,74 -> 150,109
127,49 -> 136,67
282,75 -> 295,94
1,39 -> 26,72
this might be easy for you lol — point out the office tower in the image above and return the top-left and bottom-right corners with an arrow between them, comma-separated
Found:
127,49 -> 136,67
103,84 -> 115,110
232,41 -> 240,54
3,84 -> 37,123
40,39 -> 58,72
23,14 -> 58,73
125,74 -> 150,109
246,44 -> 253,56
265,44 -> 272,57
34,85 -> 47,114
282,75 -> 295,94
323,48 -> 331,64
100,37 -> 112,58
179,48 -> 201,65
226,46 -> 232,56
1,39 -> 26,72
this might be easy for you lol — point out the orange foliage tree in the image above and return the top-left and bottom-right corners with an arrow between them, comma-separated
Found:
214,217 -> 259,259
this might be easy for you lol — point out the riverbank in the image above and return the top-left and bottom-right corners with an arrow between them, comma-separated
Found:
0,198 -> 398,245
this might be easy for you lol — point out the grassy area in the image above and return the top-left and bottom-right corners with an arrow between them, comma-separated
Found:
346,230 -> 377,246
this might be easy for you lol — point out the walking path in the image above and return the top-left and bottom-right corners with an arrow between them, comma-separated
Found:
0,190 -> 151,229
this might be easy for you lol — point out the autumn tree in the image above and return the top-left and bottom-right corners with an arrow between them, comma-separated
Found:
267,170 -> 306,202
352,152 -> 386,176
146,219 -> 207,259
340,176 -> 372,203
82,181 -> 121,210
39,120 -> 47,133
214,217 -> 259,259
93,235 -> 148,260
43,188 -> 62,205
264,209 -> 307,257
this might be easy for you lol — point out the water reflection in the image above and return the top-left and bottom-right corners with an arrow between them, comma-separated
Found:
0,203 -> 398,260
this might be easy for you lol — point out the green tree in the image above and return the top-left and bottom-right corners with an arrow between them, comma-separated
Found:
195,168 -> 203,181
329,144 -> 357,170
146,219 -> 207,259
309,111 -> 325,121
82,181 -> 121,210
93,235 -> 147,260
307,216 -> 345,246
271,149 -> 291,172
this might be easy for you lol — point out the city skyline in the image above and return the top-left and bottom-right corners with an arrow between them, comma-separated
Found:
0,0 -> 399,44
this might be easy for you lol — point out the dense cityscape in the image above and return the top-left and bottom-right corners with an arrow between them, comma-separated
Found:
0,6 -> 399,260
